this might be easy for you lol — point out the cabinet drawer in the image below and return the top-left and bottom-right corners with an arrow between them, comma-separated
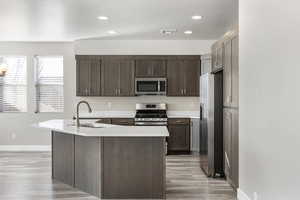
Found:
95,118 -> 112,124
168,118 -> 190,125
111,118 -> 134,126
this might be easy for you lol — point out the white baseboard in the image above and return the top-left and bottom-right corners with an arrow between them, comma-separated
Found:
238,188 -> 251,200
0,145 -> 51,152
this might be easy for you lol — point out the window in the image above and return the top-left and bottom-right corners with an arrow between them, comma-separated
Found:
0,56 -> 27,112
35,56 -> 64,113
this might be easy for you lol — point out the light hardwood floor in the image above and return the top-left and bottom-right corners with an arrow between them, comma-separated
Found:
0,152 -> 236,200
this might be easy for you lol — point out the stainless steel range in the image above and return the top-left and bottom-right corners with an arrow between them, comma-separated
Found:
134,103 -> 168,126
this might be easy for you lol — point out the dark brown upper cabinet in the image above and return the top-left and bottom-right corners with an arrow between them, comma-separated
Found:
101,57 -> 135,96
76,58 -> 101,96
135,60 -> 166,77
167,59 -> 200,96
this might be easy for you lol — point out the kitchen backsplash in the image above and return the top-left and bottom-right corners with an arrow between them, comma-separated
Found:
74,96 -> 199,112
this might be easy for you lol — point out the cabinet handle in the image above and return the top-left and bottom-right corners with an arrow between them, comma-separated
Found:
115,89 -> 118,95
181,89 -> 183,95
85,88 -> 88,96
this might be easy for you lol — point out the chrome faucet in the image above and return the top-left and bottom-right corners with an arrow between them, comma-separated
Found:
76,101 -> 92,127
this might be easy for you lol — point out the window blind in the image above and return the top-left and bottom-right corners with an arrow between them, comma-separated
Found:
35,56 -> 64,113
0,56 -> 27,112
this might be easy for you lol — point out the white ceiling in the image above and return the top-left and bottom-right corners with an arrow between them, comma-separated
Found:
0,0 -> 237,41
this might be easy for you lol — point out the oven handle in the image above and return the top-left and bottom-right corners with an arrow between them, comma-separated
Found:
135,122 -> 168,126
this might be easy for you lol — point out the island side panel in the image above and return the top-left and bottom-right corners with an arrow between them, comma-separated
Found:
52,131 -> 75,186
102,137 -> 166,199
74,136 -> 102,198
151,137 -> 166,199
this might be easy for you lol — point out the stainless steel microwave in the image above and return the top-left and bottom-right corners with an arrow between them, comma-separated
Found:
135,78 -> 167,95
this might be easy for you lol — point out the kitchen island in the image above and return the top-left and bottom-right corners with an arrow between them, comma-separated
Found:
36,120 -> 169,199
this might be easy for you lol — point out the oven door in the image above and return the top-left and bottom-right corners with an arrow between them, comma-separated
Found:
135,78 -> 166,95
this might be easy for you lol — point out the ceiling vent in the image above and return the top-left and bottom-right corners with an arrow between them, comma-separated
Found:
160,29 -> 177,35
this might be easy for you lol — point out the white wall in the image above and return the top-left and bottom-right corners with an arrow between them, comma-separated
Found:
239,1 -> 300,200
0,40 -> 213,147
74,40 -> 214,55
0,42 -> 75,146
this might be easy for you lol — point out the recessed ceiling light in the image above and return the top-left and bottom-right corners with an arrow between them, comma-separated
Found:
184,30 -> 193,35
107,30 -> 117,34
192,15 -> 203,20
97,16 -> 109,20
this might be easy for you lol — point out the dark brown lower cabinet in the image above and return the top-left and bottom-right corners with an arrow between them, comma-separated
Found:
111,118 -> 134,126
95,118 -> 112,124
167,118 -> 190,153
223,108 -> 239,189
52,132 -> 75,186
52,131 -> 166,199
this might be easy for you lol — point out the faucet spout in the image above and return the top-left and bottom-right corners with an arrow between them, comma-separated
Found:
76,101 -> 92,127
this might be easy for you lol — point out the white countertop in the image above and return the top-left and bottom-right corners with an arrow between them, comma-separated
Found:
77,111 -> 200,119
34,119 -> 169,137
167,111 -> 200,119
77,111 -> 135,118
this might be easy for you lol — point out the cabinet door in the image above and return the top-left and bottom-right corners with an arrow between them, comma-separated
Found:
76,59 -> 101,96
135,60 -> 166,77
167,60 -> 185,96
183,60 -> 200,96
152,60 -> 166,77
52,132 -> 75,186
102,59 -> 120,96
224,108 -> 239,189
135,60 -> 153,77
212,44 -> 224,72
211,48 -> 218,72
231,35 -> 239,108
223,109 -> 232,181
77,60 -> 91,96
167,124 -> 190,152
231,109 -> 239,188
216,45 -> 223,69
89,60 -> 102,96
167,118 -> 190,152
223,39 -> 232,106
119,60 -> 135,96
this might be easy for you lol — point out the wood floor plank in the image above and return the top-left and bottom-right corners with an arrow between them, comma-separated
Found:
0,152 -> 236,200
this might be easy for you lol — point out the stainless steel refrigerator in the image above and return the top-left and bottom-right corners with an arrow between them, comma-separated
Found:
199,71 -> 224,177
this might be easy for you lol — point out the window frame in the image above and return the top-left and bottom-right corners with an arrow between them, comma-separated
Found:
0,55 -> 27,113
34,55 -> 64,114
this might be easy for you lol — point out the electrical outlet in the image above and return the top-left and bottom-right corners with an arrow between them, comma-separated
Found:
254,192 -> 258,200
11,133 -> 16,140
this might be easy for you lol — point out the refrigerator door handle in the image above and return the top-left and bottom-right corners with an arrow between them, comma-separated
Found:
200,104 -> 203,120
